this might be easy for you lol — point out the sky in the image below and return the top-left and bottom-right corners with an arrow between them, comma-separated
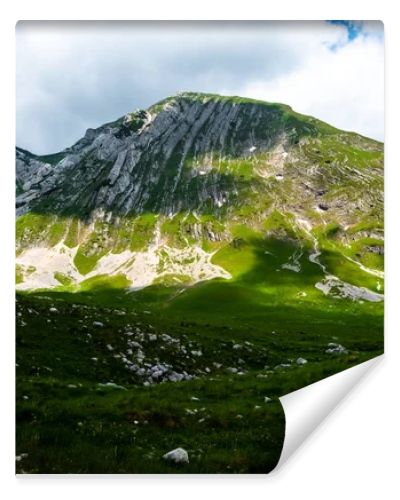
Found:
16,21 -> 384,155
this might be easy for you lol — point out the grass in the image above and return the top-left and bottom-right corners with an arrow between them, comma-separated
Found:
73,248 -> 103,275
16,292 -> 287,473
16,265 -> 24,284
16,228 -> 383,473
16,213 -> 65,249
14,222 -> 382,464
54,272 -> 74,287
79,274 -> 132,291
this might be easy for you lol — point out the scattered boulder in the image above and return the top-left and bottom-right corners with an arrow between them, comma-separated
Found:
162,447 -> 189,465
114,309 -> 126,316
325,343 -> 348,354
98,382 -> 126,390
274,363 -> 291,370
93,321 -> 104,327
296,357 -> 308,365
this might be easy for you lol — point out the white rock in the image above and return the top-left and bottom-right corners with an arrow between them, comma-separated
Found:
296,357 -> 308,365
162,447 -> 189,465
16,453 -> 28,462
93,321 -> 104,327
325,343 -> 348,354
98,382 -> 126,390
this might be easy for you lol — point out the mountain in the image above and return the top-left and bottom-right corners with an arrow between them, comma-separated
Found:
15,92 -> 384,473
16,92 -> 383,298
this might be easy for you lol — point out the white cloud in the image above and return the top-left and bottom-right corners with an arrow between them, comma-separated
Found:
16,21 -> 384,153
230,27 -> 384,141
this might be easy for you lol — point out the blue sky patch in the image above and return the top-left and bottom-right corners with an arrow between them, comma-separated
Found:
329,20 -> 362,41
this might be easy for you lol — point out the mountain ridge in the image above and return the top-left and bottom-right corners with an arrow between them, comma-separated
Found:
16,91 -> 381,216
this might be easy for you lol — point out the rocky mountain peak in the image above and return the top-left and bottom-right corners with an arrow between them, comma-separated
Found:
16,93 -> 335,218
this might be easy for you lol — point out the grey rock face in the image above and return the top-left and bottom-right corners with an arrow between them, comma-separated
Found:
15,94 -> 297,217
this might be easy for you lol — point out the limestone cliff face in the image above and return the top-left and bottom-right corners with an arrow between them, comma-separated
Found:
16,92 -> 383,225
14,93 -> 324,216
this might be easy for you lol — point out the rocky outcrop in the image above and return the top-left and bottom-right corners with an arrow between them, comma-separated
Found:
15,93 -> 318,217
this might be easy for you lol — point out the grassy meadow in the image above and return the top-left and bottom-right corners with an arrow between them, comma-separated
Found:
16,233 -> 383,473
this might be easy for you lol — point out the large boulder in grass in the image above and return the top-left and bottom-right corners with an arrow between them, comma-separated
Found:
162,448 -> 189,465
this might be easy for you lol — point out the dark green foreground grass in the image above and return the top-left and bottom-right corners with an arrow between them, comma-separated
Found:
16,276 -> 383,473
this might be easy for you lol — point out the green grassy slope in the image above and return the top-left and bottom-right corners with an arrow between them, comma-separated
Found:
16,242 -> 383,473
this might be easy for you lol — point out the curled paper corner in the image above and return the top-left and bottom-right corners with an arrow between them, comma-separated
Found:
274,355 -> 383,471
